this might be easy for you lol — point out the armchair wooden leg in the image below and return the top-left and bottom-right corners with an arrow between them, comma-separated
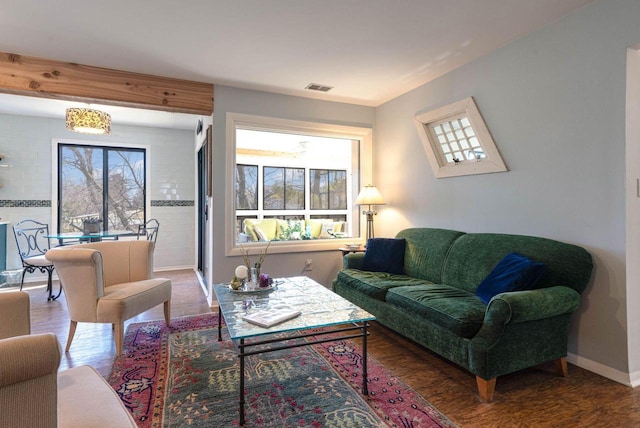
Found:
476,376 -> 496,402
164,300 -> 171,326
114,322 -> 125,355
554,356 -> 569,377
65,320 -> 77,352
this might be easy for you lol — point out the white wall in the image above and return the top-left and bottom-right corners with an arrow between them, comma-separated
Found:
211,86 -> 375,287
0,113 -> 196,276
626,46 -> 640,385
375,0 -> 639,381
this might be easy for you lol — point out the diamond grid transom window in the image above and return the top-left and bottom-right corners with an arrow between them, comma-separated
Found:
414,97 -> 507,178
430,116 -> 486,164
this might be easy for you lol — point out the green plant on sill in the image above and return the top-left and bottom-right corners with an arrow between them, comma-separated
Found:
279,219 -> 308,241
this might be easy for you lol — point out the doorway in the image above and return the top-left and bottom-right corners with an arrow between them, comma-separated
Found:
197,126 -> 212,295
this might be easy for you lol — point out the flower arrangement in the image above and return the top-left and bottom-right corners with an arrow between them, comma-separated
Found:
239,240 -> 271,280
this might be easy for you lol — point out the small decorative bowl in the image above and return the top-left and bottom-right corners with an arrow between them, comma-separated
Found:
347,244 -> 360,251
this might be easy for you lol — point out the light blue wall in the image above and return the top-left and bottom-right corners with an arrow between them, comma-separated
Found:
375,0 -> 639,375
211,86 -> 375,287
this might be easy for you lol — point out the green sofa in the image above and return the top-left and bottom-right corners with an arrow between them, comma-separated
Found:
332,228 -> 593,401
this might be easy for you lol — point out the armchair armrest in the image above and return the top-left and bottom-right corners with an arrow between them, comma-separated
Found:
0,291 -> 30,339
343,252 -> 365,269
0,333 -> 61,388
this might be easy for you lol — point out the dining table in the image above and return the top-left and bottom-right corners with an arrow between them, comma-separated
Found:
46,230 -> 135,246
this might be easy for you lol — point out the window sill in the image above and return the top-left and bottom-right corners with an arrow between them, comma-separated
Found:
227,238 -> 364,256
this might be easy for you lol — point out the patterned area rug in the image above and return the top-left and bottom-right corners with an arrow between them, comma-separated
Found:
109,314 -> 456,427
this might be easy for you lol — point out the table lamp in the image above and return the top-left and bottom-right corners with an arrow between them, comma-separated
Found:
354,185 -> 386,241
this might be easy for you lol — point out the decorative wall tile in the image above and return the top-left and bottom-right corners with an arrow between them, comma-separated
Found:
151,200 -> 195,207
0,200 -> 51,207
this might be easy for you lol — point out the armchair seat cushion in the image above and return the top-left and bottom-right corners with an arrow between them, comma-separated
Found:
98,278 -> 171,322
58,365 -> 136,427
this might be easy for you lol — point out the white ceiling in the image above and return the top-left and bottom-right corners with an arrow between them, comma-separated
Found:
0,0 -> 593,129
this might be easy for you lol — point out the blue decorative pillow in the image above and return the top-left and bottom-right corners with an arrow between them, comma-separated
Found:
361,238 -> 406,274
475,253 -> 546,304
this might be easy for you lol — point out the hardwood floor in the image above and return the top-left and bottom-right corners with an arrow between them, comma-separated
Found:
13,270 -> 640,427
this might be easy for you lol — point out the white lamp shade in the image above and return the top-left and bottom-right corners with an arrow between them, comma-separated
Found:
355,185 -> 386,206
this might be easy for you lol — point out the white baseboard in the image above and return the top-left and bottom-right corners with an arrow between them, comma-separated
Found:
629,370 -> 640,387
568,352 -> 634,387
154,265 -> 195,272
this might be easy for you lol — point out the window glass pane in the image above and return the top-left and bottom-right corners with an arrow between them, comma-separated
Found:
107,150 -> 144,231
310,169 -> 328,209
285,168 -> 305,209
60,146 -> 104,233
59,144 -> 145,233
264,167 -> 284,210
330,170 -> 347,209
310,169 -> 347,210
235,164 -> 258,210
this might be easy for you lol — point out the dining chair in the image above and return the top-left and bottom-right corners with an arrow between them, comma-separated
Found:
12,219 -> 60,301
137,218 -> 160,244
45,240 -> 171,355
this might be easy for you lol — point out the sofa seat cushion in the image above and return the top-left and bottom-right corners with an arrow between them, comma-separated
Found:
386,284 -> 486,338
337,269 -> 431,301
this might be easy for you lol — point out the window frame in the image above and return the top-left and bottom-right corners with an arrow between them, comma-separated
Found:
51,138 -> 151,234
414,97 -> 508,178
225,113 -> 373,256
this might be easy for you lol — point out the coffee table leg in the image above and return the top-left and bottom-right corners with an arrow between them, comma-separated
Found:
239,338 -> 245,426
362,322 -> 368,395
218,305 -> 222,341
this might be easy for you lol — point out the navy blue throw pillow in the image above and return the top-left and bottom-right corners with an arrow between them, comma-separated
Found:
475,253 -> 546,304
361,238 -> 406,274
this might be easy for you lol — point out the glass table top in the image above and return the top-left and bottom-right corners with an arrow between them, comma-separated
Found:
213,276 -> 375,340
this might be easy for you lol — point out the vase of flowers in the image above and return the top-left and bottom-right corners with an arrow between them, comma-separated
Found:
240,240 -> 271,283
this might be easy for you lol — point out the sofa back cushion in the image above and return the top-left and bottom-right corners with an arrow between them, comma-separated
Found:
395,228 -> 466,283
244,218 -> 279,241
362,238 -> 406,274
442,233 -> 593,294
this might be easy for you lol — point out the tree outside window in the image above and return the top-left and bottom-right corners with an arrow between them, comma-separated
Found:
58,144 -> 145,233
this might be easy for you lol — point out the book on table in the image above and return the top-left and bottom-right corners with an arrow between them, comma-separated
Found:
242,308 -> 302,328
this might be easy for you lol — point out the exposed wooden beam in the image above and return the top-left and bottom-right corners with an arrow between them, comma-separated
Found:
0,52 -> 213,115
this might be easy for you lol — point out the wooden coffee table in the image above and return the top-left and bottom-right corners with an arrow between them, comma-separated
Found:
213,276 -> 375,426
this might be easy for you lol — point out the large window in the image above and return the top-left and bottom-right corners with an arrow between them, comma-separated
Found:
227,113 -> 373,254
57,143 -> 146,233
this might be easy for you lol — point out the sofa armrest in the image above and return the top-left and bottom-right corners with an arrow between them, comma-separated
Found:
0,333 -> 61,388
343,252 -> 365,269
0,291 -> 31,339
489,286 -> 581,323
472,286 -> 580,347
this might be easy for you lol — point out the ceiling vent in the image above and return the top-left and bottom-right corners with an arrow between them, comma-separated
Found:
305,83 -> 333,92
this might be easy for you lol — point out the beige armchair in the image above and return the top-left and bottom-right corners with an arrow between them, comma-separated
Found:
0,291 -> 136,427
45,240 -> 171,355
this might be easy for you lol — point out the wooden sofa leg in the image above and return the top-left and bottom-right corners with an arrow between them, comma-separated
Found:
554,356 -> 569,377
476,376 -> 496,402
65,320 -> 77,352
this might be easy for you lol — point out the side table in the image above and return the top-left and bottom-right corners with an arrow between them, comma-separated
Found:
338,246 -> 366,257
